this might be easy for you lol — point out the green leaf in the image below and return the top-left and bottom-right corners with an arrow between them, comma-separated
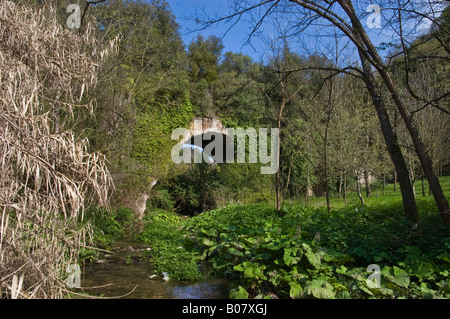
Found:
228,247 -> 243,256
410,261 -> 434,279
305,250 -> 321,269
201,228 -> 217,237
202,237 -> 215,246
229,285 -> 249,299
381,265 -> 410,289
283,247 -> 302,266
438,253 -> 450,263
234,262 -> 266,280
336,265 -> 348,275
419,283 -> 438,298
233,263 -> 245,272
289,281 -> 303,299
381,266 -> 393,279
392,266 -> 410,288
245,263 -> 266,280
304,278 -> 335,299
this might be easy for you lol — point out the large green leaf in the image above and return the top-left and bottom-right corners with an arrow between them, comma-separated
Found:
289,281 -> 303,299
304,278 -> 335,299
230,285 -> 249,299
419,283 -> 438,298
438,253 -> 450,263
202,237 -> 215,246
298,243 -> 322,269
410,261 -> 434,279
305,250 -> 321,269
228,247 -> 244,257
283,247 -> 303,266
234,262 -> 266,280
392,266 -> 410,288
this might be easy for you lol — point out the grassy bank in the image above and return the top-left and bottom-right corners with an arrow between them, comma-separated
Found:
88,177 -> 450,299
184,202 -> 449,298
182,176 -> 450,299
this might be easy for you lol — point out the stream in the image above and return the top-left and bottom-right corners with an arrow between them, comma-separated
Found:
76,241 -> 230,299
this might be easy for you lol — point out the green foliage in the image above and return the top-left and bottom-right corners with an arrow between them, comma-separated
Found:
131,97 -> 194,176
216,52 -> 267,128
87,207 -> 137,247
137,211 -> 201,281
182,200 -> 450,299
147,241 -> 201,281
148,188 -> 175,211
187,35 -> 224,116
85,0 -> 194,200
161,157 -> 273,215
188,35 -> 224,83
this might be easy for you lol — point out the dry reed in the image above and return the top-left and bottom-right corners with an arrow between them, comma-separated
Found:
0,1 -> 116,298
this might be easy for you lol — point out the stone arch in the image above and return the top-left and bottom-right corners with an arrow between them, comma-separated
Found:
179,117 -> 232,164
180,117 -> 228,144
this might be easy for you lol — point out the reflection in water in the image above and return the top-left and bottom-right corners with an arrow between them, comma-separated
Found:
76,242 -> 230,299
171,280 -> 230,299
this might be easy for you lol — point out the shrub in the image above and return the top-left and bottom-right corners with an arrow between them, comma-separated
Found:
87,207 -> 137,247
137,211 -> 201,281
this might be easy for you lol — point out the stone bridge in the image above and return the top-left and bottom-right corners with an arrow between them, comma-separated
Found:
179,117 -> 228,147
134,117 -> 228,219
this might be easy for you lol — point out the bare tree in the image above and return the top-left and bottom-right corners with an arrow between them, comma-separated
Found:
264,40 -> 304,212
195,0 -> 450,225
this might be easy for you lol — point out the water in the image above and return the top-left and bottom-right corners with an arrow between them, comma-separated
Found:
76,241 -> 230,299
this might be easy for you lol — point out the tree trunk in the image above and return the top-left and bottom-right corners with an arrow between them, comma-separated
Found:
323,75 -> 334,214
305,166 -> 310,205
276,168 -> 281,212
324,128 -> 330,214
364,169 -> 371,198
356,174 -> 365,206
282,152 -> 294,209
357,51 -> 418,223
421,175 -> 426,197
378,69 -> 450,226
394,170 -> 397,191
343,170 -> 347,203
275,98 -> 286,214
342,0 -> 448,226
287,0 -> 447,225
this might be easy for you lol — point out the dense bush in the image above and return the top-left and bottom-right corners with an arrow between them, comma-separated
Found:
160,161 -> 274,215
86,207 -> 137,247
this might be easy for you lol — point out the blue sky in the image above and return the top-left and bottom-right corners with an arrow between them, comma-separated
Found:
165,0 -> 437,63
166,0 -> 270,62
